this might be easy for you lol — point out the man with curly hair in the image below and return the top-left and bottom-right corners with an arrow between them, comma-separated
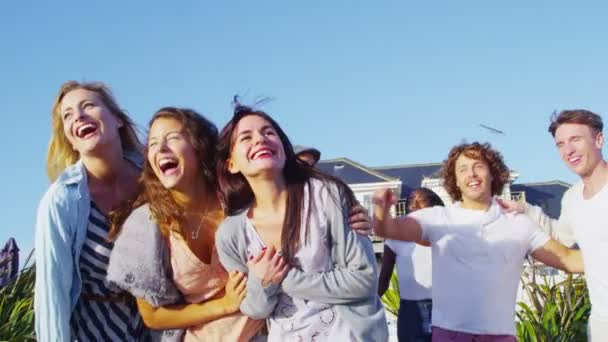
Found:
372,141 -> 584,342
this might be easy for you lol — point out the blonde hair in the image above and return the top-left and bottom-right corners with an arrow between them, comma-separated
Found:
46,81 -> 143,182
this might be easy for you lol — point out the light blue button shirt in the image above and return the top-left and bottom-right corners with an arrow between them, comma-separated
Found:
34,153 -> 141,342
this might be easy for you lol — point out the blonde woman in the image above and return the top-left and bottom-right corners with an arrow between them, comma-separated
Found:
34,81 -> 145,341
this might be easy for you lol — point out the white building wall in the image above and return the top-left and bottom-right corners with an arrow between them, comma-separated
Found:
347,181 -> 402,255
349,181 -> 402,217
420,171 -> 520,204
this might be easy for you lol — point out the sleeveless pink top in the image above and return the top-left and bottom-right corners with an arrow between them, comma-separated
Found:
168,233 -> 265,341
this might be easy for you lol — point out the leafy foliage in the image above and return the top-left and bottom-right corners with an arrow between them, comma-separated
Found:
0,251 -> 36,341
515,265 -> 590,342
380,270 -> 400,316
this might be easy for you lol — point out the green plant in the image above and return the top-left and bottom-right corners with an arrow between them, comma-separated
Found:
515,265 -> 590,342
380,270 -> 400,316
0,251 -> 36,341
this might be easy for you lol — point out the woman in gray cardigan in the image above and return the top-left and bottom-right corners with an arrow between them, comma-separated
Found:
106,106 -> 377,341
214,104 -> 388,342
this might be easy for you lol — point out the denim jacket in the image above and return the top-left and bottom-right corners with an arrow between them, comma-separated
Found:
34,153 -> 142,342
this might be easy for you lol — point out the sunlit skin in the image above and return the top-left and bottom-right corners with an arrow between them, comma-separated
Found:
61,88 -> 123,157
60,88 -> 139,214
226,115 -> 375,286
454,154 -> 494,210
555,122 -> 606,179
227,114 -> 287,251
498,124 -> 607,211
227,115 -> 286,179
147,117 -> 201,193
372,148 -> 584,279
138,116 -> 248,330
228,114 -> 290,286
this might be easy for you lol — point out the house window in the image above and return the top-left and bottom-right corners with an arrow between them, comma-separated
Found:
395,200 -> 407,217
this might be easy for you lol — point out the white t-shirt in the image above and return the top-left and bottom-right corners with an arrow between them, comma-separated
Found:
384,239 -> 432,300
560,180 -> 608,322
409,201 -> 550,335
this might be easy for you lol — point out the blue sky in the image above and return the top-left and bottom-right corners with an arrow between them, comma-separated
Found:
1,1 -> 607,260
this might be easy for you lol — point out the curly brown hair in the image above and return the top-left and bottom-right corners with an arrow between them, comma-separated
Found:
442,142 -> 510,202
109,107 -> 222,240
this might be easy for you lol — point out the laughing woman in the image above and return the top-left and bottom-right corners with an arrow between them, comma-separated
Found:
106,107 -> 376,341
107,107 -> 265,341
35,81 -> 144,341
215,104 -> 389,342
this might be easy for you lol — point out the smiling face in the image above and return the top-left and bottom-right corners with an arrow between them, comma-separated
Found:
454,154 -> 494,205
60,88 -> 123,156
147,117 -> 200,191
554,123 -> 604,178
227,114 -> 286,178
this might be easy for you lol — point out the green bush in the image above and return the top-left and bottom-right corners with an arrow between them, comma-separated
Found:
0,251 -> 36,341
380,270 -> 400,316
6,253 -> 590,342
380,263 -> 590,342
516,267 -> 590,342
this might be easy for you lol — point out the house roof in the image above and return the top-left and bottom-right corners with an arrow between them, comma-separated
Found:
319,157 -> 569,219
510,181 -> 571,219
317,158 -> 399,184
373,163 -> 443,196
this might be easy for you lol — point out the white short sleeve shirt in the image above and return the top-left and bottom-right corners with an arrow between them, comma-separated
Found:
561,181 -> 608,322
408,201 -> 550,335
384,239 -> 432,301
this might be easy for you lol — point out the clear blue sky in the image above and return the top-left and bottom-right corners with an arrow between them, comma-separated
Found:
1,1 -> 607,261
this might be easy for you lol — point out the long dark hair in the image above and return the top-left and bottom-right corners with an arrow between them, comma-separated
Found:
216,103 -> 356,265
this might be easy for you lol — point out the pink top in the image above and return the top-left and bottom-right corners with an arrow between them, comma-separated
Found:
168,232 -> 265,342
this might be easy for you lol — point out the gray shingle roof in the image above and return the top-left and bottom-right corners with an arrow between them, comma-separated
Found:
373,163 -> 443,197
511,181 -> 570,220
318,157 -> 568,220
317,158 -> 398,184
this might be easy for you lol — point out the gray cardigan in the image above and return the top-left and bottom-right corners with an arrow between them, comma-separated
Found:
106,204 -> 184,342
215,179 -> 388,341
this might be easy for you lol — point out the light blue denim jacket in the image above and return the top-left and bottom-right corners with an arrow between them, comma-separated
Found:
34,153 -> 141,342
